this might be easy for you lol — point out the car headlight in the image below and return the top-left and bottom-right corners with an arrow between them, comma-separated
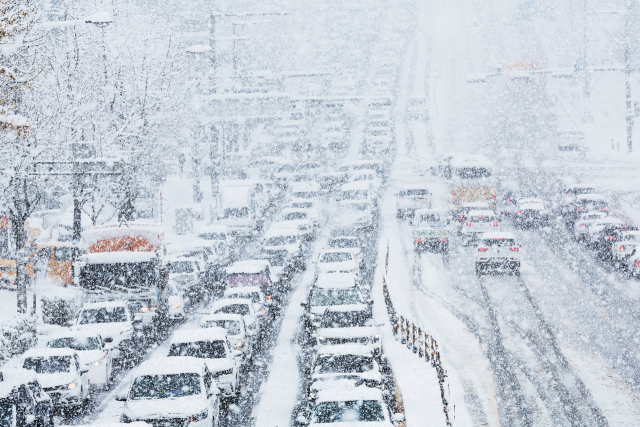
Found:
140,307 -> 149,313
310,313 -> 316,320
189,409 -> 208,422
172,303 -> 181,309
68,382 -> 77,390
235,341 -> 244,349
92,360 -> 101,367
318,336 -> 326,344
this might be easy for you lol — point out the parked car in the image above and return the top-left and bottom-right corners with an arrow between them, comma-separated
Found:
167,329 -> 240,398
21,348 -> 90,408
475,232 -> 520,276
117,357 -> 220,426
0,368 -> 53,427
200,314 -> 253,361
45,331 -> 113,387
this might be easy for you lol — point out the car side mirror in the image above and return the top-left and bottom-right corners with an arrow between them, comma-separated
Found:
232,350 -> 243,359
392,413 -> 405,423
104,344 -> 113,351
80,368 -> 89,375
408,220 -> 413,226
115,393 -> 127,402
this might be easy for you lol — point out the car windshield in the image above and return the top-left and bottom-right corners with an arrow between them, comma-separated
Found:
265,236 -> 297,246
129,373 -> 201,400
321,310 -> 371,328
168,340 -> 227,359
171,261 -> 194,274
342,190 -> 368,200
290,202 -> 312,209
228,273 -> 269,287
314,400 -> 385,423
567,187 -> 596,195
320,252 -> 353,263
316,355 -> 374,374
283,212 -> 307,220
293,192 -> 317,199
54,247 -> 75,261
223,207 -> 249,219
202,320 -> 241,336
23,356 -> 71,374
329,238 -> 360,249
0,400 -> 11,421
198,232 -> 226,241
311,289 -> 361,306
214,304 -> 250,316
345,203 -> 370,212
226,292 -> 260,303
79,307 -> 127,324
353,175 -> 375,181
469,216 -> 496,223
48,336 -> 101,351
399,189 -> 429,196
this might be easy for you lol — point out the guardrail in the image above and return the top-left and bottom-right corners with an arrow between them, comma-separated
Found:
382,243 -> 453,426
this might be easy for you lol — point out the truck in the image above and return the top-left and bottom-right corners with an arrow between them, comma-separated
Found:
217,180 -> 268,237
447,154 -> 497,212
76,222 -> 167,326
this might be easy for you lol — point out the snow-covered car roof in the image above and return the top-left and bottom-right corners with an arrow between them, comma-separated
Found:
0,368 -> 39,398
314,273 -> 357,289
518,198 -> 546,205
325,304 -> 369,313
350,169 -> 379,177
82,300 -> 128,309
576,194 -> 606,201
80,252 -> 158,264
210,298 -> 254,312
61,423 -> 150,427
339,160 -> 384,168
414,208 -> 443,217
459,201 -> 490,208
248,156 -> 290,166
170,327 -> 228,344
479,232 -> 516,240
226,260 -> 271,274
23,348 -> 78,358
200,313 -> 244,324
317,326 -> 378,338
341,181 -> 372,191
264,227 -> 302,239
290,182 -> 322,192
467,210 -> 496,217
165,253 -> 199,263
46,330 -> 102,342
197,225 -> 229,234
518,202 -> 546,210
316,385 -> 385,403
319,248 -> 355,255
449,154 -> 493,168
225,286 -> 262,295
135,356 -> 206,377
281,208 -> 310,216
365,126 -> 392,132
317,344 -> 373,357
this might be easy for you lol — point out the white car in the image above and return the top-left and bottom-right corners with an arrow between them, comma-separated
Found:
224,286 -> 268,320
560,185 -> 597,206
348,170 -> 382,197
117,357 -> 220,426
611,230 -> 640,266
73,300 -> 136,361
460,210 -> 499,245
306,273 -> 362,328
200,313 -> 253,361
584,217 -> 624,247
167,281 -> 185,320
364,126 -> 393,153
46,331 -> 113,387
513,200 -> 551,228
167,253 -> 204,305
338,182 -> 377,207
475,232 -> 520,275
301,386 -> 399,426
331,200 -> 375,234
210,298 -> 260,337
321,122 -> 348,150
278,208 -> 316,239
167,329 -> 240,397
395,186 -> 432,219
317,249 -> 359,275
285,200 -> 323,226
21,348 -> 90,408
263,227 -> 306,258
327,236 -> 364,268
573,212 -> 608,241
315,327 -> 381,357
309,345 -> 382,399
290,182 -> 322,201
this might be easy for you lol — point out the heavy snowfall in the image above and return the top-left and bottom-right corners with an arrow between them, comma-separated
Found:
1,0 -> 640,425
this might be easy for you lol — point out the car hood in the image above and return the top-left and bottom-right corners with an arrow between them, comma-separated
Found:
77,350 -> 106,365
73,322 -> 132,339
126,396 -> 208,419
203,358 -> 234,373
37,373 -> 77,389
317,261 -> 357,273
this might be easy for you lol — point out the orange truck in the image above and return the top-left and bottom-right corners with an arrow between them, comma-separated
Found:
76,222 -> 167,323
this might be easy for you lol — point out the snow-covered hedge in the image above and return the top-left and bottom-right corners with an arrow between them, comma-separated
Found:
0,316 -> 37,363
40,285 -> 82,326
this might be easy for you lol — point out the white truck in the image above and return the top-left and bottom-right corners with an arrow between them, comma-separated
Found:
217,181 -> 266,237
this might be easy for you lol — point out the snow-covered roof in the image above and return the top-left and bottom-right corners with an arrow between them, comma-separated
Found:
0,368 -> 39,398
317,326 -> 378,338
200,313 -> 244,323
226,260 -> 270,274
210,298 -> 254,312
198,225 -> 229,234
314,273 -> 357,289
467,210 -> 496,217
81,251 -> 158,264
518,202 -> 546,210
576,194 -> 605,201
317,344 -> 373,357
316,385 -> 384,403
341,181 -> 371,191
479,232 -> 516,240
414,209 -> 442,216
263,227 -> 302,238
518,198 -> 545,205
450,154 -> 493,168
225,286 -> 262,295
23,348 -> 78,358
46,330 -> 101,342
290,182 -> 321,192
82,300 -> 128,310
135,356 -> 206,377
170,327 -> 227,344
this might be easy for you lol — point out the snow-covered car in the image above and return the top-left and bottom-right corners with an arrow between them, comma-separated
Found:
167,253 -> 204,306
560,184 -> 597,206
299,385 -> 399,426
0,368 -> 53,427
573,212 -> 608,241
475,232 -> 521,275
224,286 -> 268,320
21,348 -> 90,408
331,201 -> 375,234
412,209 -> 449,253
406,96 -> 428,120
46,331 -> 112,387
452,201 -> 491,223
210,298 -> 260,337
315,326 -> 381,356
200,313 -> 253,361
573,194 -> 609,216
395,186 -> 432,219
225,260 -> 278,293
584,217 -> 624,248
611,230 -> 640,267
320,122 -> 348,150
316,172 -> 349,194
277,208 -> 316,240
196,225 -> 232,263
263,227 -> 307,259
73,300 -> 136,361
290,182 -> 322,201
327,236 -> 364,268
348,170 -> 382,197
275,162 -> 324,185
317,249 -> 359,275
513,199 -> 551,228
167,281 -> 185,320
308,345 -> 382,400
117,357 -> 220,426
338,182 -> 377,207
305,273 -> 363,329
285,200 -> 323,226
337,160 -> 386,179
167,328 -> 240,397
318,305 -> 373,331
289,173 -> 319,186
460,210 -> 499,245
364,126 -> 394,153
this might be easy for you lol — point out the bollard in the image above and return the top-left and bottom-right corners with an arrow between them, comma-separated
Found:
418,327 -> 424,358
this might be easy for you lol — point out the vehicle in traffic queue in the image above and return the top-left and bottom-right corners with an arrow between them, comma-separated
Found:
210,298 -> 260,338
167,281 -> 185,320
0,368 -> 53,427
611,230 -> 640,268
332,200 -> 376,234
327,236 -> 365,269
308,345 -> 383,401
569,194 -> 609,221
225,260 -> 278,294
412,209 -> 449,253
20,348 -> 90,408
45,331 -> 113,387
364,126 -> 394,154
224,286 -> 269,322
73,300 -> 138,362
285,200 -> 324,227
167,329 -> 240,398
394,186 -> 432,219
584,217 -> 627,250
347,170 -> 383,198
303,273 -> 364,329
200,313 -> 253,362
557,129 -> 586,151
262,227 -> 307,266
573,212 -> 609,241
460,210 -> 500,246
316,249 -> 360,276
117,357 -> 220,426
290,182 -> 323,202
276,209 -> 316,241
452,201 -> 491,224
166,253 -> 204,308
560,184 -> 597,207
315,326 -> 381,358
297,386 -> 402,426
475,232 -> 520,276
512,198 -> 552,229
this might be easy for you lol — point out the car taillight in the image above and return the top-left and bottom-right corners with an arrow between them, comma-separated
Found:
478,248 -> 488,252
606,236 -> 615,240
635,260 -> 640,268
599,208 -> 606,211
579,224 -> 584,227
452,193 -> 456,200
491,222 -> 499,226
459,216 -> 464,220
441,238 -> 447,242
398,197 -> 402,200
492,194 -> 496,200
509,247 -> 519,252
466,222 -> 473,226
517,211 -> 524,214
577,207 -> 585,211
416,239 -> 422,243
620,245 -> 626,252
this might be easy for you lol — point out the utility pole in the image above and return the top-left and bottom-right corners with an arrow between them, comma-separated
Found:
625,0 -> 634,153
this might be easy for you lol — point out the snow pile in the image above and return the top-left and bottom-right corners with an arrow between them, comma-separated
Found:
0,315 -> 37,365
